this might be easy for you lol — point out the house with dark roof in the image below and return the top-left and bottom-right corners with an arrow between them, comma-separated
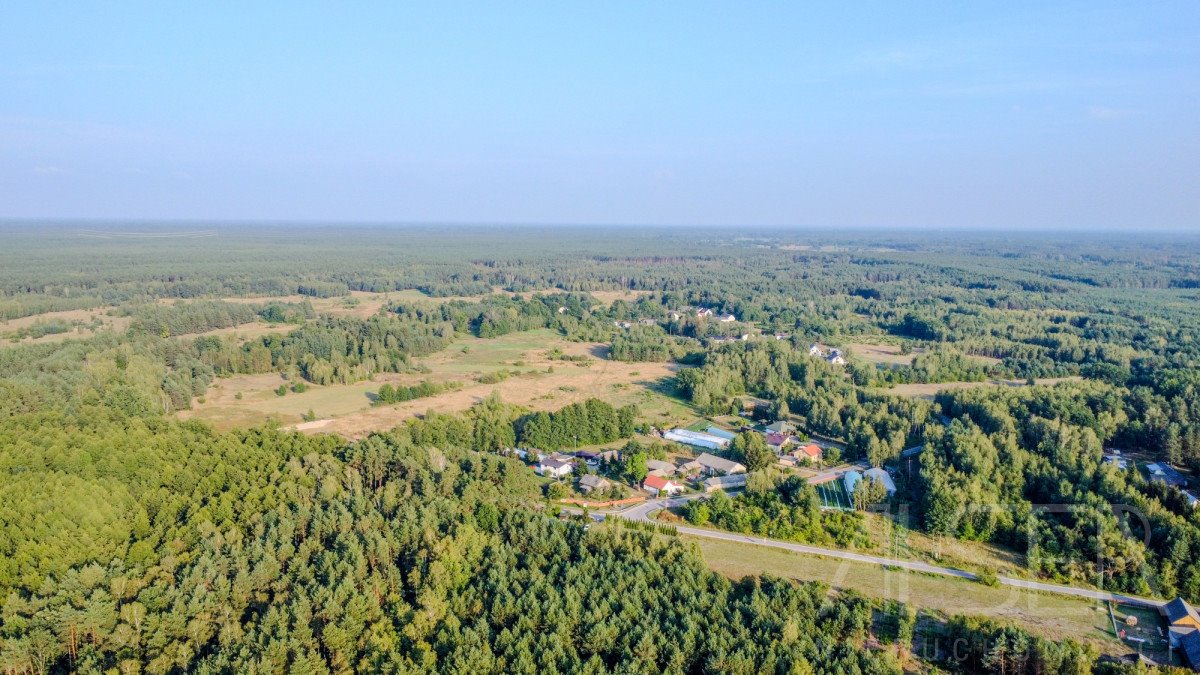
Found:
646,459 -> 677,477
1163,596 -> 1200,669
765,432 -> 793,452
694,452 -> 747,476
1147,463 -> 1189,488
704,474 -> 748,492
1165,598 -> 1200,629
1179,630 -> 1200,671
764,420 -> 795,434
536,457 -> 574,478
578,474 -> 611,495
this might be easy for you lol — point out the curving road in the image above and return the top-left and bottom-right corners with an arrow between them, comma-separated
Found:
599,493 -> 1165,610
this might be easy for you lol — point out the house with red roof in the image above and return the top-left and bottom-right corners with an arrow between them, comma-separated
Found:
794,443 -> 823,463
765,432 -> 793,452
643,474 -> 684,497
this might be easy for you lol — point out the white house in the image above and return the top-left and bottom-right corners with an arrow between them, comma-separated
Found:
717,313 -> 737,323
536,457 -> 574,478
696,308 -> 714,318
643,474 -> 685,497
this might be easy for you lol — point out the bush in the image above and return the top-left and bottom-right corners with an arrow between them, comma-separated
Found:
545,481 -> 568,500
975,568 -> 999,587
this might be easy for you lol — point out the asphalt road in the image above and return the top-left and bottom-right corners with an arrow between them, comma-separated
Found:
600,493 -> 1165,610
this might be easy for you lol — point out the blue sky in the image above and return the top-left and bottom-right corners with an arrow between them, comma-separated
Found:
1,2 -> 1197,228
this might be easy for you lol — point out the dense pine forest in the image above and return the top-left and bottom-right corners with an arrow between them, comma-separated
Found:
3,223 -> 1200,673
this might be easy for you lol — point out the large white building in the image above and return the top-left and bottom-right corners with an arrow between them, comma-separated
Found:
664,428 -> 731,451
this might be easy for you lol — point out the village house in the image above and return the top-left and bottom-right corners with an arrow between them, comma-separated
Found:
808,343 -> 825,357
696,308 -> 714,318
536,457 -> 574,479
1163,597 -> 1200,670
695,452 -> 747,476
704,474 -> 748,492
793,443 -> 822,463
1103,453 -> 1129,470
764,420 -> 796,435
578,474 -> 611,495
765,432 -> 793,453
643,474 -> 685,497
717,313 -> 737,322
645,459 -> 677,477
1147,462 -> 1189,487
574,450 -> 601,471
676,459 -> 704,478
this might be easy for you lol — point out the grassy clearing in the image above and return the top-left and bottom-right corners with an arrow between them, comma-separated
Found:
847,341 -> 1002,367
179,373 -> 412,430
207,290 -> 394,318
847,342 -> 922,366
690,535 -> 1127,656
589,289 -> 652,306
184,328 -> 698,438
175,321 -> 296,340
0,308 -> 131,346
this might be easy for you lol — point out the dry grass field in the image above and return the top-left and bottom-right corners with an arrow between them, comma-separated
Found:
0,308 -> 132,346
847,341 -> 1002,367
206,290 -> 395,318
588,289 -> 652,305
176,321 -> 296,340
181,328 -> 697,437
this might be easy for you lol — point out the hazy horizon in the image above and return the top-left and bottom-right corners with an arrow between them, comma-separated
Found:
2,2 -> 1198,230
